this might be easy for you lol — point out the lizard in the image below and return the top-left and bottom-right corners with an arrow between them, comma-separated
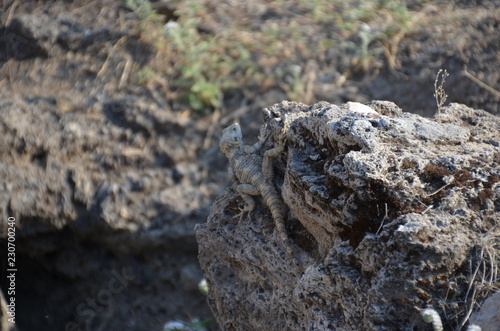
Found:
219,123 -> 296,260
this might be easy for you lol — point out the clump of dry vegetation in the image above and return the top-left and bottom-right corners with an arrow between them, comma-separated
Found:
126,0 -> 416,112
434,68 -> 449,113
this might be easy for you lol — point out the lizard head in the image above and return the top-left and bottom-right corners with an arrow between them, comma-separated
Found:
220,123 -> 243,153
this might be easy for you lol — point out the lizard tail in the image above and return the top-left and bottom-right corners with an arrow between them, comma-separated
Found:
275,214 -> 295,258
263,190 -> 295,258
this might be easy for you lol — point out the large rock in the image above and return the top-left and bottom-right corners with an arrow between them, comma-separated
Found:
471,291 -> 500,331
0,97 -> 209,250
0,97 -> 215,330
196,101 -> 500,330
6,13 -> 115,59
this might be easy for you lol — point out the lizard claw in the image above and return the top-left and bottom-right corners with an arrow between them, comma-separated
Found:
236,211 -> 248,222
236,205 -> 252,221
277,125 -> 287,148
277,134 -> 286,149
258,124 -> 271,144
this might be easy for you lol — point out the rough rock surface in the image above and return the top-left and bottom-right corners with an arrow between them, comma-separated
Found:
196,101 -> 500,330
0,97 -> 216,330
470,291 -> 500,331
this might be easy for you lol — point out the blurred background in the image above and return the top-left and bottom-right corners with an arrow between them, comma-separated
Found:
0,0 -> 498,330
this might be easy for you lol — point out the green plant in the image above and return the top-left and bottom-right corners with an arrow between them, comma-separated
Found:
346,1 -> 413,71
355,23 -> 385,72
165,17 -> 248,111
170,24 -> 219,108
127,0 -> 419,112
125,0 -> 163,48
198,278 -> 208,295
125,0 -> 158,22
126,0 -> 226,111
135,66 -> 158,85
279,65 -> 306,102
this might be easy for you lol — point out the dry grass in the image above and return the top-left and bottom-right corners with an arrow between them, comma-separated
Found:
434,69 -> 449,114
438,226 -> 500,330
125,0 -> 416,112
457,228 -> 500,330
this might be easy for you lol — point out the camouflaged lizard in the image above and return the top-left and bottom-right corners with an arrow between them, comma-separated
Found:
219,123 -> 295,258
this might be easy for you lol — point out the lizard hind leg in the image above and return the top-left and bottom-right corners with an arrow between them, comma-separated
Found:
235,183 -> 259,220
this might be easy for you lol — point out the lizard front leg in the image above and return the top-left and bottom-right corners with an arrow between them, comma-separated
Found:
228,165 -> 237,182
243,124 -> 270,154
262,135 -> 285,181
236,183 -> 259,220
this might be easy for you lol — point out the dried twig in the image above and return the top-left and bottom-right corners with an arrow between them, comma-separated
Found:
426,183 -> 451,197
118,57 -> 132,89
421,204 -> 434,214
463,67 -> 500,99
4,0 -> 20,26
96,37 -> 126,79
203,108 -> 221,150
375,203 -> 388,235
